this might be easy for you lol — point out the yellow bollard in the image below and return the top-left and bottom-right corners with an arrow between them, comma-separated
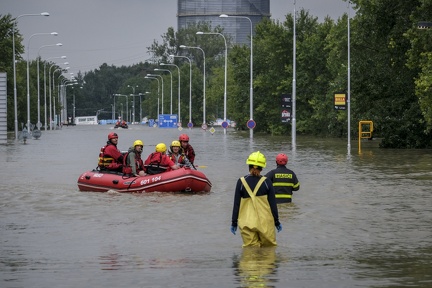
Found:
358,120 -> 373,153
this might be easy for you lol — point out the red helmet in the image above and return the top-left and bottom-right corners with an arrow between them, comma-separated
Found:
179,134 -> 189,142
276,153 -> 288,165
108,132 -> 118,140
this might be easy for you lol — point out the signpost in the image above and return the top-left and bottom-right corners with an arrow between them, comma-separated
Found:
158,114 -> 178,128
334,93 -> 346,110
281,94 -> 292,123
247,119 -> 256,129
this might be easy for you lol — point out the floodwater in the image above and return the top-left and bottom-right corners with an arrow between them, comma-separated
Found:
1,125 -> 431,288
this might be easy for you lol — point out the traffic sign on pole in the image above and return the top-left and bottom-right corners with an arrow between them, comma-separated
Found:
247,119 -> 256,129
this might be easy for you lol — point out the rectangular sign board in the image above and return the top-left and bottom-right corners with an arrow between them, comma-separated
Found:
334,93 -> 346,110
158,114 -> 178,128
281,93 -> 292,123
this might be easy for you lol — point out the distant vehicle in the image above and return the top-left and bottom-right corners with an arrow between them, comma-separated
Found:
209,118 -> 233,126
74,116 -> 98,125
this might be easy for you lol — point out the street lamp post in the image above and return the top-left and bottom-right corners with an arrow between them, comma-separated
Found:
160,63 -> 181,124
44,56 -> 66,130
170,54 -> 193,128
37,43 -> 62,130
219,14 -> 253,138
48,63 -> 57,130
347,2 -> 351,153
147,74 -> 164,114
196,31 -> 227,134
58,66 -> 69,125
73,88 -> 76,122
52,68 -> 62,128
292,1 -> 297,149
154,68 -> 173,115
113,94 -> 128,122
26,32 -> 58,134
140,91 -> 150,121
145,76 -> 160,120
62,79 -> 76,124
54,68 -> 68,127
51,64 -> 68,129
12,12 -> 49,139
65,83 -> 77,123
179,45 -> 206,126
128,84 -> 138,123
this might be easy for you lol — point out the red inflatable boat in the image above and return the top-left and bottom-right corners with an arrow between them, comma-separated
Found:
77,167 -> 212,193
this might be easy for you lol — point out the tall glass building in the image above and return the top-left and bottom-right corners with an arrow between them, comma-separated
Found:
177,0 -> 271,46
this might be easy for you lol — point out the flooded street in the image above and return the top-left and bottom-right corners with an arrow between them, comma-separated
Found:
1,125 -> 431,287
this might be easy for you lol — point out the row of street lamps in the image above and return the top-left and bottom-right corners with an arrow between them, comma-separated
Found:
162,14 -> 251,136
115,91 -> 151,124
37,43 -> 62,129
12,12 -> 49,139
12,11 -> 77,140
12,12 -> 254,139
26,31 -> 58,133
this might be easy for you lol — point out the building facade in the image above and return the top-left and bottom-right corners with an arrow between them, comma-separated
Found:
177,0 -> 270,46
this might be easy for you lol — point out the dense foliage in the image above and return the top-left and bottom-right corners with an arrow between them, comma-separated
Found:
1,0 -> 431,148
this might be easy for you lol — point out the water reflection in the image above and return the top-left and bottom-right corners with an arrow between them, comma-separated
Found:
354,245 -> 432,287
233,247 -> 279,287
99,250 -> 123,271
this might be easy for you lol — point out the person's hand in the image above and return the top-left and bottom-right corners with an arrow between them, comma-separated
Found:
230,226 -> 237,235
276,224 -> 282,233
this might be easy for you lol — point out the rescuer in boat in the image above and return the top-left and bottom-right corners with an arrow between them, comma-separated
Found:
123,140 -> 146,177
265,153 -> 300,203
230,151 -> 282,247
168,140 -> 192,168
144,143 -> 179,175
179,134 -> 195,165
98,132 -> 124,172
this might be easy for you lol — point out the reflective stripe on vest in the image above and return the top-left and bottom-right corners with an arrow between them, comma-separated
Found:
240,176 -> 267,198
273,182 -> 295,187
275,194 -> 292,199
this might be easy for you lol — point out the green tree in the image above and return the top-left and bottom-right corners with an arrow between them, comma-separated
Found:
405,0 -> 432,132
0,14 -> 25,131
350,0 -> 431,148
253,17 -> 293,134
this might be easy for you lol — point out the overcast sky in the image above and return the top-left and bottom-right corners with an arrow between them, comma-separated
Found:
3,0 -> 353,75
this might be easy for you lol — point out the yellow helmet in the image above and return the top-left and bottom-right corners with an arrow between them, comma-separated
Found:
246,151 -> 266,168
171,140 -> 181,147
155,143 -> 167,153
133,140 -> 143,147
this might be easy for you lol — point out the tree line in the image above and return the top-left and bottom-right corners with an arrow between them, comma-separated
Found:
1,0 -> 431,148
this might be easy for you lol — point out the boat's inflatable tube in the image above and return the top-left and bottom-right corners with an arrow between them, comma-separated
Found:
77,167 -> 212,193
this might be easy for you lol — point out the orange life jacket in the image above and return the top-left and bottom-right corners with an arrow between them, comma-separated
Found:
98,146 -> 114,168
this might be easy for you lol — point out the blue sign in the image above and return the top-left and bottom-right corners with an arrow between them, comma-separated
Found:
247,119 -> 256,129
221,121 -> 229,129
158,114 -> 178,128
187,122 -> 193,128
